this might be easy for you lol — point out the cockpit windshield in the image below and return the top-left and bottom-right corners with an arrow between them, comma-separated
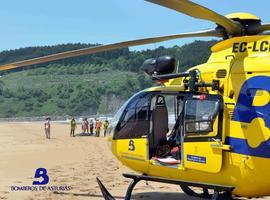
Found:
108,91 -> 148,137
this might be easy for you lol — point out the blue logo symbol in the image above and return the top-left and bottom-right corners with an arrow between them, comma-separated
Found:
32,168 -> 49,185
233,76 -> 270,128
226,76 -> 270,158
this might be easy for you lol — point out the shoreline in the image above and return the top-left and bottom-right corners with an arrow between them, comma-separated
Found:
0,114 -> 113,122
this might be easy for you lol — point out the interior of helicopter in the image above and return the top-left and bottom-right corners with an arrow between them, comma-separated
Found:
149,93 -> 220,166
149,94 -> 184,165
112,91 -> 221,167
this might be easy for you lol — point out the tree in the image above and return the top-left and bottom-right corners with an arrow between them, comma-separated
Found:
0,80 -> 4,95
0,40 -> 217,117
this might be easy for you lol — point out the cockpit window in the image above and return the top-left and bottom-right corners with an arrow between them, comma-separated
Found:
136,94 -> 149,121
110,101 -> 128,126
184,99 -> 220,137
185,100 -> 219,121
113,92 -> 151,139
110,91 -> 145,127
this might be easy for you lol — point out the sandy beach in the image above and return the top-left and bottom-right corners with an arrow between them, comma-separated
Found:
0,122 -> 269,200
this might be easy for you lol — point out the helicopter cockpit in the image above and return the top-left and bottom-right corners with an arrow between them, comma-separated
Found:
109,89 -> 223,167
107,55 -> 223,168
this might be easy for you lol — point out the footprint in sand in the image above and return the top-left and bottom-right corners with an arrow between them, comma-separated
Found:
79,189 -> 89,192
58,178 -> 69,183
51,169 -> 63,173
0,196 -> 7,200
72,177 -> 80,181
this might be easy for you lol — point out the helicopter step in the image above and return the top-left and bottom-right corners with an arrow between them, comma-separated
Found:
96,173 -> 235,200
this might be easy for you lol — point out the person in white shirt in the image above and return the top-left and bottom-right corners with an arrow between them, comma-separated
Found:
44,118 -> 51,139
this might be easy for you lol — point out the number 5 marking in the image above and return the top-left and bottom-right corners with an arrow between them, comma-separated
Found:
128,140 -> 135,151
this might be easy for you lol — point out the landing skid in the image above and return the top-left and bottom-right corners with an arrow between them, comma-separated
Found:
180,186 -> 233,200
96,173 -> 234,200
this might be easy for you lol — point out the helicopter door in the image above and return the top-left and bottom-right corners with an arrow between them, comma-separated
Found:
183,95 -> 223,173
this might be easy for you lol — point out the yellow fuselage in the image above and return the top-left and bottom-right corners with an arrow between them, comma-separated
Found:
111,35 -> 270,198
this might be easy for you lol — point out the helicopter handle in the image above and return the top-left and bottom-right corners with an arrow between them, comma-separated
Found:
152,70 -> 220,92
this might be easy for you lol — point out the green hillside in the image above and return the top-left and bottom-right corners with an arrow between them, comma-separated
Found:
0,40 -> 217,118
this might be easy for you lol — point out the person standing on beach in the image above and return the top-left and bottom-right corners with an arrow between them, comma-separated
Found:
89,119 -> 94,135
85,118 -> 89,134
70,117 -> 77,137
44,118 -> 51,139
95,119 -> 102,137
94,118 -> 97,135
81,118 -> 85,133
103,120 -> 109,137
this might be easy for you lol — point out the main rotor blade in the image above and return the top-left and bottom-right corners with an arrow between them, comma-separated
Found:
259,23 -> 270,33
0,29 -> 221,72
146,0 -> 242,35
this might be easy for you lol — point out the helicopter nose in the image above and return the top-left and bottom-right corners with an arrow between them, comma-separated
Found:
106,136 -> 118,158
106,135 -> 113,150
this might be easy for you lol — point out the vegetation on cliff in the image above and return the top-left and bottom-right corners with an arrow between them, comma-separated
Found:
0,40 -> 217,117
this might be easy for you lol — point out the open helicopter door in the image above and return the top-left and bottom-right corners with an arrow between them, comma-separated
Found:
183,94 -> 224,173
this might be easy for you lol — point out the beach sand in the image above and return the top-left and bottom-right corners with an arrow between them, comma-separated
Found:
0,122 -> 269,200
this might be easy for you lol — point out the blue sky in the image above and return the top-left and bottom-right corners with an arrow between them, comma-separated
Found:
0,0 -> 269,51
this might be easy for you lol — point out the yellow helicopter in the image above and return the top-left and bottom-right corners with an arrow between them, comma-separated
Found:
1,0 -> 270,199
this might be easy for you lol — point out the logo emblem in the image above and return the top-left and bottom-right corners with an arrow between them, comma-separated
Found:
32,168 -> 49,185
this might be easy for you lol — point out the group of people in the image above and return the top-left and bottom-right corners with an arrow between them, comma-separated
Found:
70,117 -> 109,137
43,117 -> 110,139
